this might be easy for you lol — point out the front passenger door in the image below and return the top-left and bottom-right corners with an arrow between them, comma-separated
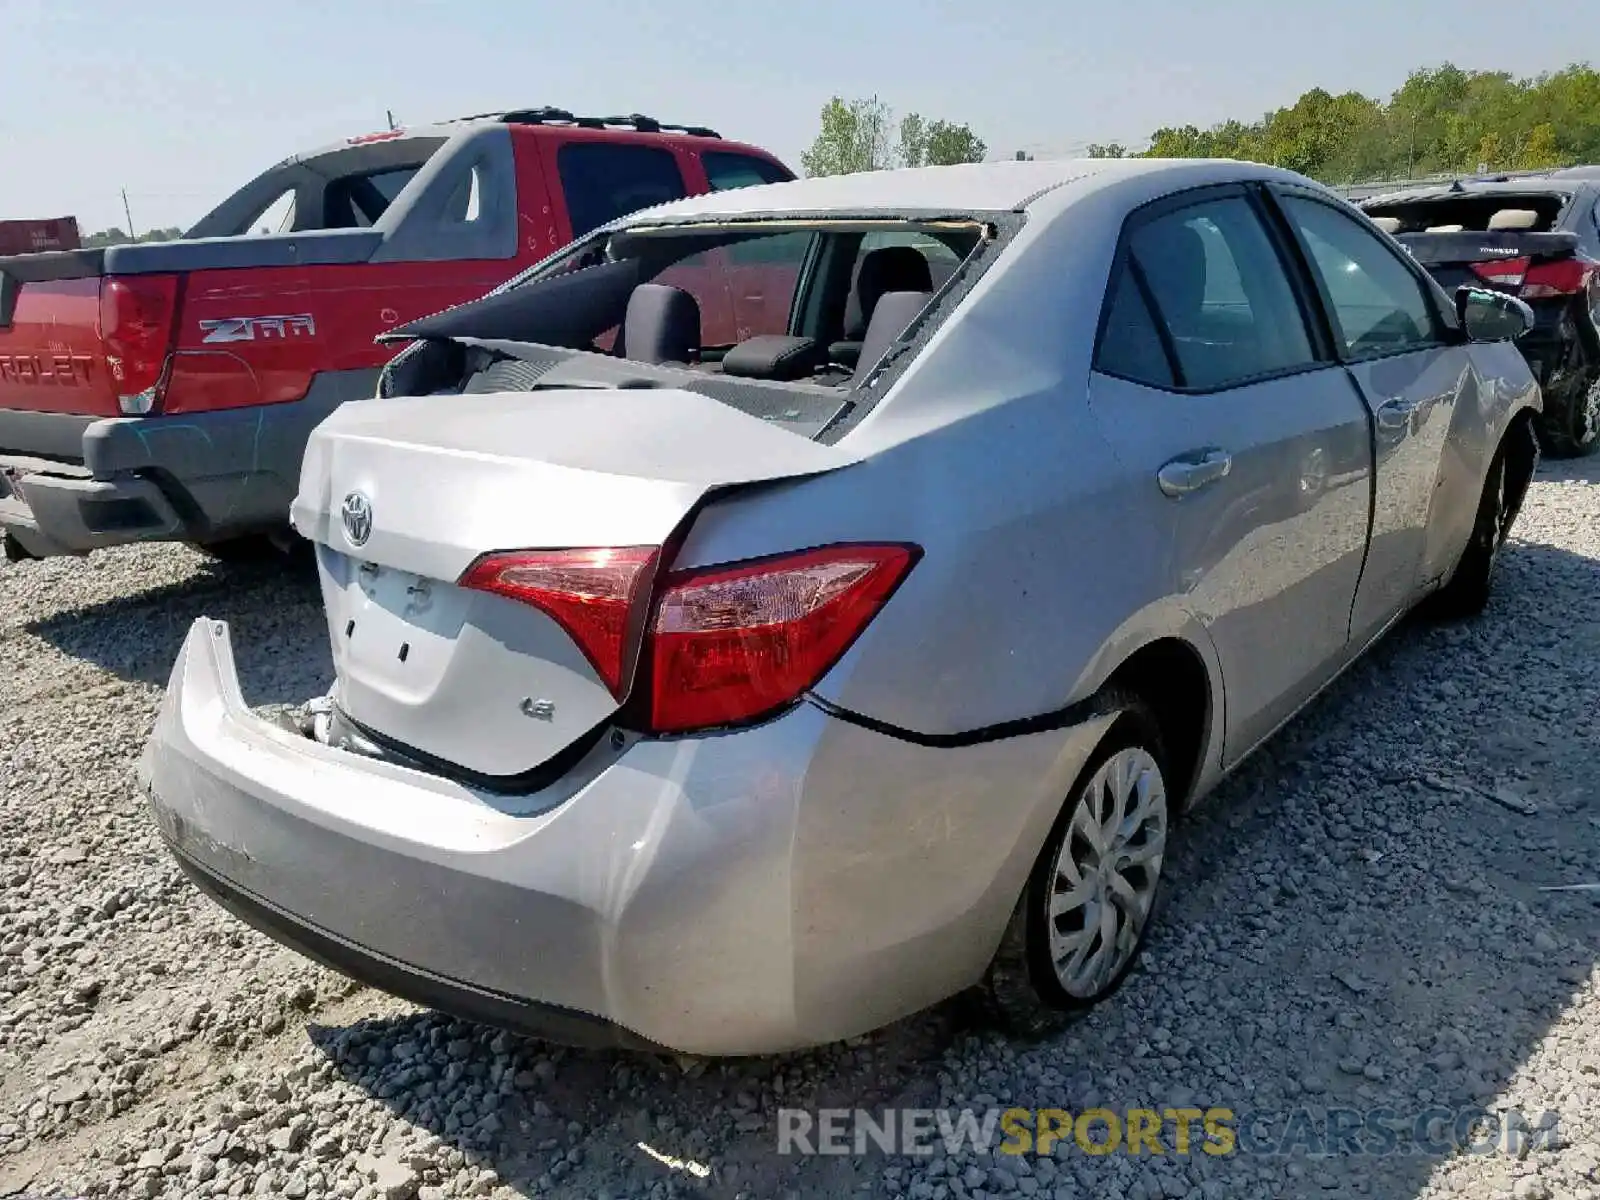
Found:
1273,190 -> 1468,644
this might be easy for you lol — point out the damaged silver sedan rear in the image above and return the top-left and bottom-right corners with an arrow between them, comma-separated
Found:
140,158 -> 1541,1055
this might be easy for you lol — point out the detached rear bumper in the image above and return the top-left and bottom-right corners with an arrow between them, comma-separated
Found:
140,619 -> 1109,1056
0,369 -> 376,557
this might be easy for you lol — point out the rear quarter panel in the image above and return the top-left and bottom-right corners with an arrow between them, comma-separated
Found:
671,181 -> 1227,781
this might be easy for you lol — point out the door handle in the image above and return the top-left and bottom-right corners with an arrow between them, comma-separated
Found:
1375,397 -> 1419,431
1157,449 -> 1233,498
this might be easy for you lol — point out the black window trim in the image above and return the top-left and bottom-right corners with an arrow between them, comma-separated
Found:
1090,181 -> 1334,397
1262,182 -> 1456,364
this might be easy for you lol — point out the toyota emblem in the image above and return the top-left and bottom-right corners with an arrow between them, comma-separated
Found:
341,491 -> 373,547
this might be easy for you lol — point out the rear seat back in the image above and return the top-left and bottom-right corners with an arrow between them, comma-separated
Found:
850,291 -> 931,386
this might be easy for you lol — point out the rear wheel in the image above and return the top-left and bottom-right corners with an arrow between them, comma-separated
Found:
979,703 -> 1170,1036
1535,374 -> 1600,459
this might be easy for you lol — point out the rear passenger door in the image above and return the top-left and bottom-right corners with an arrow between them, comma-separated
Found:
1271,187 -> 1466,643
1085,185 -> 1374,764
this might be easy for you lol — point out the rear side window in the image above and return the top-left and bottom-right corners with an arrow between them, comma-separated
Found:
1099,196 -> 1315,391
702,152 -> 793,192
1280,195 -> 1440,358
324,166 -> 423,228
557,143 -> 687,238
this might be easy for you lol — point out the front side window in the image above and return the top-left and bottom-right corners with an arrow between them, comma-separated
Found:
1099,195 -> 1316,390
702,152 -> 793,192
557,143 -> 687,238
1280,195 -> 1441,359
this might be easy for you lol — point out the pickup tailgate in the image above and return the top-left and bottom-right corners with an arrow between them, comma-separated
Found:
0,250 -> 119,422
291,386 -> 861,780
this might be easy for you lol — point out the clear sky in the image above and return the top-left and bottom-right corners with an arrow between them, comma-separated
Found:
0,0 -> 1588,234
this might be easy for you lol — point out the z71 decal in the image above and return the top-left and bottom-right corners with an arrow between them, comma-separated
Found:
199,314 -> 316,344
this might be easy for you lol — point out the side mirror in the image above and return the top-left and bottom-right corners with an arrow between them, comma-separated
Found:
1455,285 -> 1535,343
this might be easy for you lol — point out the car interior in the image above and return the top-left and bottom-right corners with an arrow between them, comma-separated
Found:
585,226 -> 979,387
1362,193 -> 1569,234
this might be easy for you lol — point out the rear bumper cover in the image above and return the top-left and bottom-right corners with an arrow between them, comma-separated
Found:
140,619 -> 1111,1056
0,369 -> 377,556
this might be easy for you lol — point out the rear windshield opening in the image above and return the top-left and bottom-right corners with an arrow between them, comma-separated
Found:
382,216 -> 997,435
1364,193 -> 1569,235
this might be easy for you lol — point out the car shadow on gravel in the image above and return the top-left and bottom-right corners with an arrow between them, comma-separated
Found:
296,537 -> 1600,1199
22,555 -> 331,706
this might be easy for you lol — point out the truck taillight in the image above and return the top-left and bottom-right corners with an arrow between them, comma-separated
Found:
99,274 -> 180,415
1470,256 -> 1595,301
458,547 -> 658,697
644,543 -> 918,734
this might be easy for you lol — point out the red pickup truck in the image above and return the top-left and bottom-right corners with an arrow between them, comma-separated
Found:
0,108 -> 792,561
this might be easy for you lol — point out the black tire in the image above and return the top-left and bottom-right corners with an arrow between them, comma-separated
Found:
1423,418 -> 1536,620
977,699 -> 1171,1038
1534,374 -> 1600,459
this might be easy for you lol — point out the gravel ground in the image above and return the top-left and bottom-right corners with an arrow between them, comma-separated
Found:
2,458 -> 1599,1200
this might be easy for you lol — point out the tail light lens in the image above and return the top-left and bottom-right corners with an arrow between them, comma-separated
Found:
1470,257 -> 1530,288
458,547 -> 657,697
99,274 -> 180,414
645,543 -> 918,733
1470,255 -> 1596,300
1520,256 -> 1595,300
458,541 -> 918,733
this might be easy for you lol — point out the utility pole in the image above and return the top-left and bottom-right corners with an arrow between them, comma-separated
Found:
121,189 -> 137,239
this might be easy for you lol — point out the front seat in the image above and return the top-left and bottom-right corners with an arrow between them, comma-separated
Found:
1134,221 -> 1208,340
617,283 -> 701,364
831,247 -> 934,366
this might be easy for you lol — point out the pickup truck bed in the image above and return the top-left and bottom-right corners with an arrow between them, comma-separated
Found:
0,108 -> 793,559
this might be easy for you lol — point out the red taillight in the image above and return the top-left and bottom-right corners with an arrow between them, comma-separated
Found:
644,543 -> 918,734
1470,255 -> 1595,300
98,274 -> 180,414
458,546 -> 657,697
1470,256 -> 1530,288
1520,257 -> 1594,300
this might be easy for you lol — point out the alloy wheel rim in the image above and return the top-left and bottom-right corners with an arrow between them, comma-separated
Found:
1046,746 -> 1168,999
1580,380 -> 1600,446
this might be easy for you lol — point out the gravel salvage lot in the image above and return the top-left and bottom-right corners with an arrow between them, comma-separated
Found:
3,461 -> 1600,1200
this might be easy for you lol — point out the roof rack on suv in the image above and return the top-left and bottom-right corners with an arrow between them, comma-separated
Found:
442,107 -> 721,139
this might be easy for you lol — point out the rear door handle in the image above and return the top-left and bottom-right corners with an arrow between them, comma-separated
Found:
1375,397 -> 1419,431
1157,448 -> 1233,497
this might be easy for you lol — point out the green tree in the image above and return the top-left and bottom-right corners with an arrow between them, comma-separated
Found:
1087,143 -> 1128,159
800,96 -> 894,177
921,119 -> 986,166
805,99 -> 985,175
1131,59 -> 1600,185
898,112 -> 928,168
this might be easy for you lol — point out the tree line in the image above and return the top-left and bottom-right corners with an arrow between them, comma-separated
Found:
803,63 -> 1600,185
83,226 -> 184,248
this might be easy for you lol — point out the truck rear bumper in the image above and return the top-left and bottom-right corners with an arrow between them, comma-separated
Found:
0,368 -> 378,557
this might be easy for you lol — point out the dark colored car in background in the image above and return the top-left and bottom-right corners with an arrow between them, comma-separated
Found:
0,108 -> 793,562
1361,166 -> 1600,456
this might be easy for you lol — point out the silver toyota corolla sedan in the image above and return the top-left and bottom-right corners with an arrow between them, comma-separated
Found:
139,157 -> 1543,1056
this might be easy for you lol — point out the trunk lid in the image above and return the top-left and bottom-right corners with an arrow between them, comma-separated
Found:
1397,229 -> 1580,293
291,386 -> 859,780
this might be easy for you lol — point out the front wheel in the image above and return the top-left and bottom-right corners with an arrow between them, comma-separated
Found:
979,704 -> 1171,1036
1423,419 -> 1536,620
